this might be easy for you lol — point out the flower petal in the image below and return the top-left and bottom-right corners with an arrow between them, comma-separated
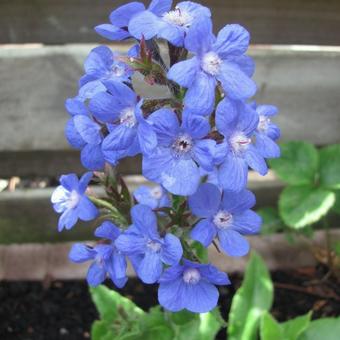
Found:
232,210 -> 262,234
65,98 -> 88,116
214,24 -> 250,58
109,2 -> 145,27
65,119 -> 86,149
74,115 -> 102,145
148,0 -> 172,15
244,145 -> 268,175
222,189 -> 256,213
95,221 -> 120,241
192,139 -> 216,172
161,234 -> 183,265
69,244 -> 96,263
167,57 -> 199,88
183,280 -> 219,313
77,196 -> 98,221
218,229 -> 249,257
95,24 -> 130,41
128,11 -> 161,40
188,183 -> 221,217
182,112 -> 210,139
131,204 -> 159,238
218,61 -> 256,100
89,92 -> 121,123
158,278 -> 185,312
190,219 -> 216,247
185,16 -> 214,55
81,144 -> 105,170
218,154 -> 248,192
87,262 -> 106,286
115,233 -> 146,255
137,251 -> 163,284
255,133 -> 280,158
184,71 -> 216,116
199,264 -> 230,285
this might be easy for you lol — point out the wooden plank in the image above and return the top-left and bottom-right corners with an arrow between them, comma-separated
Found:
0,44 -> 340,177
2,230 -> 340,280
1,0 -> 340,45
0,173 -> 284,244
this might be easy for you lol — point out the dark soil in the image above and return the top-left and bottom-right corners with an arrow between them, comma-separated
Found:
0,266 -> 339,340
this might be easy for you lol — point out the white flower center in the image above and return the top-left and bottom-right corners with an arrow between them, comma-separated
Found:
120,107 -> 136,128
150,186 -> 163,200
230,132 -> 251,153
172,134 -> 193,157
163,8 -> 193,28
213,210 -> 233,229
183,268 -> 201,284
147,240 -> 162,253
202,52 -> 222,76
67,190 -> 80,209
111,64 -> 125,77
257,115 -> 270,132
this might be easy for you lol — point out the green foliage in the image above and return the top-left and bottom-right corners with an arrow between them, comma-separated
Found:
260,312 -> 311,340
90,285 -> 224,340
257,207 -> 285,235
269,141 -> 319,185
227,252 -> 273,340
319,145 -> 340,189
298,317 -> 340,340
279,186 -> 335,229
269,142 -> 340,230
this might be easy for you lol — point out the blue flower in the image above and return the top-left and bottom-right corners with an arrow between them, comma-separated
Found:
64,99 -> 105,170
69,221 -> 128,288
142,109 -> 216,195
89,80 -> 157,165
216,98 -> 268,192
158,260 -> 230,313
51,172 -> 98,231
189,183 -> 261,257
253,103 -> 281,158
95,0 -> 172,41
115,204 -> 183,284
128,1 -> 211,47
78,46 -> 132,99
134,185 -> 170,209
168,17 -> 256,115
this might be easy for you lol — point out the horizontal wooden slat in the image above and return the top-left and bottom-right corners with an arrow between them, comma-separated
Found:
2,230 -> 340,280
0,173 -> 284,244
1,44 -> 340,177
1,0 -> 340,45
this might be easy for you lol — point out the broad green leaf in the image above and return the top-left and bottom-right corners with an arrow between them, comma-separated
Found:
260,312 -> 284,340
191,241 -> 209,263
257,207 -> 286,235
269,141 -> 319,185
332,190 -> 340,214
281,312 -> 311,339
319,144 -> 340,189
260,312 -> 311,340
170,310 -> 197,326
91,320 -> 115,340
90,285 -> 145,321
298,317 -> 340,340
228,252 -> 273,340
197,312 -> 222,340
279,185 -> 335,229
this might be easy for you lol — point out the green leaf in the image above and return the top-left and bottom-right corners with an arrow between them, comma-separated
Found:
191,241 -> 209,263
332,190 -> 340,215
91,320 -> 115,340
260,312 -> 311,340
196,312 -> 222,340
90,285 -> 145,322
281,312 -> 311,339
298,317 -> 340,340
260,312 -> 284,340
228,252 -> 273,340
257,207 -> 286,235
269,141 -> 319,185
279,185 -> 335,229
319,144 -> 340,189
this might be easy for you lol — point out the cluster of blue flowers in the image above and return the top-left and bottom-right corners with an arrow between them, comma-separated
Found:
52,0 -> 280,314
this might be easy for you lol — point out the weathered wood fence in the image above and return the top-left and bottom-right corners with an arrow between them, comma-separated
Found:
0,0 -> 340,244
